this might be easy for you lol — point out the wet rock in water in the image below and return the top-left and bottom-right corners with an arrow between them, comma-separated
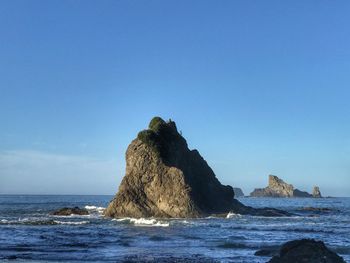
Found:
299,207 -> 335,212
250,175 -> 321,198
105,117 -> 290,218
266,239 -> 345,263
233,188 -> 245,197
52,207 -> 89,216
312,186 -> 322,198
254,246 -> 280,257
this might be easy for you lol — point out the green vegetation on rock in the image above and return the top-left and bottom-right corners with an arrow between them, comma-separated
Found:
137,129 -> 161,156
148,117 -> 166,132
137,116 -> 188,160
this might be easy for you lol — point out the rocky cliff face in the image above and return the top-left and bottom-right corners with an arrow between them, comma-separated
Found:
105,117 -> 290,218
233,188 -> 245,197
250,175 -> 320,198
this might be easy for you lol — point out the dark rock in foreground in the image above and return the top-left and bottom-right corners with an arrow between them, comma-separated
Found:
250,175 -> 322,198
266,239 -> 345,263
233,187 -> 244,197
52,207 -> 89,216
105,117 -> 290,218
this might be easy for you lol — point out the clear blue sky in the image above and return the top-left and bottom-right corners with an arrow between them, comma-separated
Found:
0,1 -> 349,196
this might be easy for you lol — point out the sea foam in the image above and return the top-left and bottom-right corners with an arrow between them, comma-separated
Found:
113,217 -> 169,227
226,212 -> 242,219
53,220 -> 89,225
84,205 -> 105,214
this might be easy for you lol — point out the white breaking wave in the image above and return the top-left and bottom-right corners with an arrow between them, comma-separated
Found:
226,212 -> 242,219
53,220 -> 89,225
113,217 -> 169,227
84,205 -> 105,214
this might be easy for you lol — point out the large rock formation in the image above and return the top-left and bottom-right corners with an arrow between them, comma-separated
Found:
250,175 -> 321,198
105,117 -> 289,218
233,188 -> 245,197
267,239 -> 345,263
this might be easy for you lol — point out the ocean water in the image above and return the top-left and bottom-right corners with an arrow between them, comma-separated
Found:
0,195 -> 349,262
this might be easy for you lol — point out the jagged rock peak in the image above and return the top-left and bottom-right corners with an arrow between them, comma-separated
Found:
312,186 -> 322,198
268,175 -> 294,197
104,116 -> 237,218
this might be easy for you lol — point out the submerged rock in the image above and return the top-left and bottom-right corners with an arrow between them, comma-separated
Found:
250,175 -> 320,198
51,207 -> 89,216
266,239 -> 345,263
233,188 -> 244,197
105,117 -> 290,218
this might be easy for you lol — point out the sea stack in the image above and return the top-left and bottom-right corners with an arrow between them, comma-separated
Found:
312,186 -> 322,198
105,117 -> 289,218
250,175 -> 320,198
105,117 -> 236,218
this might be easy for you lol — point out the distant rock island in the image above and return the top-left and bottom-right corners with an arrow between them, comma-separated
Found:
105,117 -> 289,218
250,175 -> 322,198
233,188 -> 245,197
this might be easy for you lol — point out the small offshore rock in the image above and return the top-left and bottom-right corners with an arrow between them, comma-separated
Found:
267,239 -> 345,263
52,207 -> 89,216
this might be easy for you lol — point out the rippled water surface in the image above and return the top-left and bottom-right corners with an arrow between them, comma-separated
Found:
0,195 -> 349,262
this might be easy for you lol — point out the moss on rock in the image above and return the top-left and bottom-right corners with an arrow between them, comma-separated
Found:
137,116 -> 188,160
148,117 -> 166,132
137,129 -> 161,156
